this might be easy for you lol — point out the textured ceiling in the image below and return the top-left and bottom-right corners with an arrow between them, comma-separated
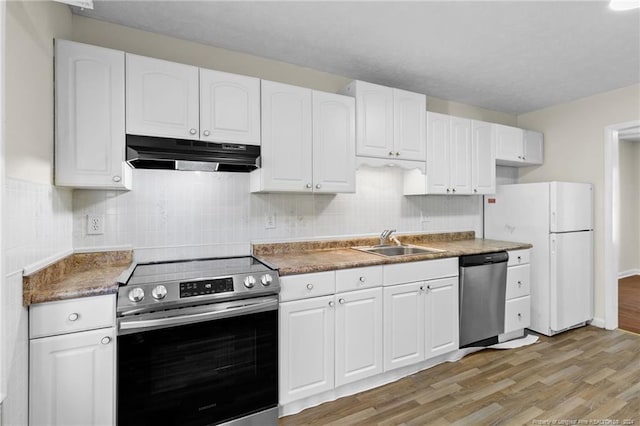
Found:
73,1 -> 640,114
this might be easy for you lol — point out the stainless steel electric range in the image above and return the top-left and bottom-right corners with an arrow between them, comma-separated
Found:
116,256 -> 280,426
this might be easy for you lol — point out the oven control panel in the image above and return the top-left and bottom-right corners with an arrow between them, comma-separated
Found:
180,277 -> 234,298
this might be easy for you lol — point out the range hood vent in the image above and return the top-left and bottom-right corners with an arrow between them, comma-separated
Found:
126,135 -> 260,173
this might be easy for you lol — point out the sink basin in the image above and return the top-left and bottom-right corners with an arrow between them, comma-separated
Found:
353,245 -> 445,257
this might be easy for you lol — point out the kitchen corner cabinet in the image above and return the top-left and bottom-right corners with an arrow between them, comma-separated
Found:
54,40 -> 131,190
495,124 -> 543,167
342,80 -> 426,161
29,295 -> 116,426
251,81 -> 355,193
126,54 -> 260,145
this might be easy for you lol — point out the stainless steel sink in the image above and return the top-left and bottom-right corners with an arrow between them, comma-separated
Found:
353,245 -> 445,257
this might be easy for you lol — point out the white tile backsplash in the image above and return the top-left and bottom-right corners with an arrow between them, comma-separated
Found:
73,168 -> 483,257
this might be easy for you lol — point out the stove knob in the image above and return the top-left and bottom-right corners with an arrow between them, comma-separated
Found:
152,285 -> 167,300
260,274 -> 273,286
243,276 -> 256,289
128,287 -> 144,303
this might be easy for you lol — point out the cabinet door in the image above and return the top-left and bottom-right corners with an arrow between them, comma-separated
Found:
449,116 -> 472,194
30,328 -> 115,426
425,277 -> 459,359
335,288 -> 383,387
126,54 -> 199,140
199,69 -> 260,145
523,130 -> 544,165
55,40 -> 131,190
471,120 -> 496,194
261,80 -> 313,192
495,124 -> 525,164
383,282 -> 425,371
393,88 -> 426,161
353,81 -> 395,158
279,296 -> 334,404
425,112 -> 451,194
312,91 -> 356,193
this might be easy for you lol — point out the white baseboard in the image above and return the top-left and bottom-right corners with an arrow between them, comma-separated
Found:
618,269 -> 640,279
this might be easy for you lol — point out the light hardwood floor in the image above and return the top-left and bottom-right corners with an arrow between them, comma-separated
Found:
279,326 -> 640,425
619,275 -> 640,334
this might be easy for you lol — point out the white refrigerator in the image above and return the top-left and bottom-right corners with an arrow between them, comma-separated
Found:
484,182 -> 594,336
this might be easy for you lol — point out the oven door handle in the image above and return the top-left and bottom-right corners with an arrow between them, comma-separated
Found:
118,297 -> 278,333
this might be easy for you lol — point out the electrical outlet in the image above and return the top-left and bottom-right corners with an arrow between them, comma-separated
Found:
265,213 -> 276,229
87,214 -> 105,235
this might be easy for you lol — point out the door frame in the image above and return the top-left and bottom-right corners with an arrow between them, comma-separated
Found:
603,120 -> 640,330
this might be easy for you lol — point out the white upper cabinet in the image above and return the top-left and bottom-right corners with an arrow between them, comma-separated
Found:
425,112 -> 471,195
55,40 -> 131,190
496,124 -> 543,166
471,120 -> 496,194
342,80 -> 426,162
312,90 -> 356,193
252,81 -> 355,193
199,69 -> 261,145
253,80 -> 312,192
126,54 -> 199,140
126,55 -> 260,145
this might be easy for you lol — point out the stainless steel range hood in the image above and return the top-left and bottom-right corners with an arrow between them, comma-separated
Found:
126,135 -> 260,172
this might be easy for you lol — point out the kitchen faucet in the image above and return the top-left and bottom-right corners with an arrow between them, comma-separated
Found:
379,229 -> 396,246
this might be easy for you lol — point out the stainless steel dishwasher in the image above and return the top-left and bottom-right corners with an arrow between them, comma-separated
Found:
459,251 -> 509,347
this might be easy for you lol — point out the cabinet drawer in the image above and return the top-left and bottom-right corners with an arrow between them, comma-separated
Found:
336,266 -> 383,293
504,296 -> 530,333
30,294 -> 116,339
508,249 -> 530,266
506,264 -> 530,300
280,271 -> 336,302
383,258 -> 458,286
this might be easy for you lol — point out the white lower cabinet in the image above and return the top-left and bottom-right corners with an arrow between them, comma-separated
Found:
279,295 -> 335,404
425,276 -> 459,358
502,249 -> 532,336
29,295 -> 116,426
335,288 -> 383,387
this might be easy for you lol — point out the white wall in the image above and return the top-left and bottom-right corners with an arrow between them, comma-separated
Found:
517,83 -> 640,325
73,168 -> 483,262
2,2 -> 73,425
618,140 -> 640,276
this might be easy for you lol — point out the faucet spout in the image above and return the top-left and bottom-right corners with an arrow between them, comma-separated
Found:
379,229 -> 396,246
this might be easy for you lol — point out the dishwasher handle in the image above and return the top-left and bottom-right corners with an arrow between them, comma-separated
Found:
459,251 -> 509,267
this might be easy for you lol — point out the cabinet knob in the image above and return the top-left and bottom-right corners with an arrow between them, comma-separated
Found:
339,298 -> 345,304
306,283 -> 314,290
203,130 -> 211,137
446,188 -> 451,193
112,176 -> 121,183
522,156 -> 526,161
420,286 -> 425,291
389,151 -> 394,156
68,313 -> 79,322
517,280 -> 522,286
517,313 -> 522,319
395,152 -> 400,156
328,300 -> 335,307
101,336 -> 112,345
306,183 -> 312,189
474,189 -> 478,193
452,188 -> 456,193
517,256 -> 522,262
315,184 -> 321,189
359,276 -> 366,283
189,128 -> 197,135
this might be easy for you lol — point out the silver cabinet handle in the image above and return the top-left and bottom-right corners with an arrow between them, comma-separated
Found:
315,184 -> 321,189
389,151 -> 394,156
419,286 -> 425,291
338,298 -> 345,304
189,128 -> 197,135
113,176 -> 121,182
306,283 -> 314,290
446,188 -> 451,193
328,300 -> 335,307
203,130 -> 211,137
395,152 -> 400,156
101,336 -> 111,345
359,276 -> 366,283
68,313 -> 79,321
452,188 -> 456,193
306,183 -> 312,189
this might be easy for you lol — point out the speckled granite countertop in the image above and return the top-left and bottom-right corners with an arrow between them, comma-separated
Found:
253,232 -> 532,276
23,251 -> 133,306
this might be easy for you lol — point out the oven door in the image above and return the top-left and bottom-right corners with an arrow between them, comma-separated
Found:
117,296 -> 278,426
